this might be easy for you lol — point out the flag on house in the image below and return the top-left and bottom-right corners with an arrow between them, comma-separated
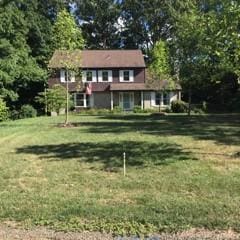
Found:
86,82 -> 92,95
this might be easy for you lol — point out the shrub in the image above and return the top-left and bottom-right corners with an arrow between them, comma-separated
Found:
112,106 -> 123,113
171,100 -> 188,113
0,98 -> 8,121
193,107 -> 205,115
19,104 -> 37,119
133,105 -> 144,113
10,110 -> 19,120
98,108 -> 111,115
165,107 -> 172,113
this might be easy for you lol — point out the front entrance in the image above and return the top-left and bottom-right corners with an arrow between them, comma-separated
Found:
119,92 -> 134,110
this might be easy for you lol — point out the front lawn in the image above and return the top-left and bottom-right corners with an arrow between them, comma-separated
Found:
0,114 -> 240,235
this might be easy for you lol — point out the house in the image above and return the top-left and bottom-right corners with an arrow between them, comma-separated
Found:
48,50 -> 181,111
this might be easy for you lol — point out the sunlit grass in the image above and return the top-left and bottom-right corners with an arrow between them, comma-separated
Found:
0,114 -> 240,234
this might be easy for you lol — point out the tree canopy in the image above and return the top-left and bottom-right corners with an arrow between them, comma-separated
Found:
0,0 -> 239,114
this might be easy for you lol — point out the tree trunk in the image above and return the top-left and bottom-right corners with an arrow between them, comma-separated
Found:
188,88 -> 192,116
65,70 -> 69,125
44,84 -> 47,116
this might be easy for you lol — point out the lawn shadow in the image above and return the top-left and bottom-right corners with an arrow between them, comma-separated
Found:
16,141 -> 195,170
76,114 -> 240,146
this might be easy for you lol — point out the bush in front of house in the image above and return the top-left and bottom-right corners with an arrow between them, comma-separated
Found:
111,106 -> 123,113
0,98 -> 9,121
171,100 -> 188,113
19,104 -> 37,119
133,105 -> 144,113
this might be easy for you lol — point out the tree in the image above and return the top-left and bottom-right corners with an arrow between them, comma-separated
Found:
148,40 -> 175,112
0,98 -> 8,121
0,1 -> 47,110
52,9 -> 84,51
74,0 -> 121,49
36,84 -> 66,115
51,9 -> 84,125
170,0 -> 240,114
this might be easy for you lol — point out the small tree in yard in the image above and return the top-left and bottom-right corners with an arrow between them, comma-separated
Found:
148,40 -> 175,112
36,84 -> 66,115
51,9 -> 84,125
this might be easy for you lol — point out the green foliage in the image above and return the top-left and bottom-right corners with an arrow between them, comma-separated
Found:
0,1 -> 47,107
19,105 -> 37,119
36,84 -> 66,115
171,100 -> 188,113
150,40 -> 171,78
133,105 -> 143,113
52,9 -> 84,51
0,98 -> 8,121
74,0 -> 121,48
112,106 -> 123,113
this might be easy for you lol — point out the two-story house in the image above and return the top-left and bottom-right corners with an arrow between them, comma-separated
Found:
48,50 -> 181,111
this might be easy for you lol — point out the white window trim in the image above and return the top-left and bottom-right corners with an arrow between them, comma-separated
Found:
119,70 -> 134,82
60,69 -> 75,83
60,69 -> 66,82
82,70 -> 97,83
69,70 -> 75,82
98,70 -> 113,82
151,92 -> 171,107
74,93 -> 94,108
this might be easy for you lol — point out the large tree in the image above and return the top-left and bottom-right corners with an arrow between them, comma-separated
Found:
0,0 -> 46,109
74,0 -> 121,49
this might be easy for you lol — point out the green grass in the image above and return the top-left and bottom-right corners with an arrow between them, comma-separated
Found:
0,114 -> 240,235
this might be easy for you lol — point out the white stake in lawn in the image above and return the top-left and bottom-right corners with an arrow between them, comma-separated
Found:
123,152 -> 126,177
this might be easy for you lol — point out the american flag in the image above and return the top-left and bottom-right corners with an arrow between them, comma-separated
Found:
86,82 -> 92,95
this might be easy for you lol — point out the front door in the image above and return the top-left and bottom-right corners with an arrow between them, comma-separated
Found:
119,92 -> 134,110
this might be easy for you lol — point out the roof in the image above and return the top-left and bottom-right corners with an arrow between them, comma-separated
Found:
48,50 -> 146,69
110,83 -> 147,91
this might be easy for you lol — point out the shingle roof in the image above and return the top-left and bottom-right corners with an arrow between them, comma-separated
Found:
48,50 -> 146,69
110,83 -> 147,91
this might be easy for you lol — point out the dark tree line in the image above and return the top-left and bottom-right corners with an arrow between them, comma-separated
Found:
0,0 -> 239,114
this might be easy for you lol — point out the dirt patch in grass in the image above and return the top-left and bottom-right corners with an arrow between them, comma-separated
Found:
0,224 -> 240,240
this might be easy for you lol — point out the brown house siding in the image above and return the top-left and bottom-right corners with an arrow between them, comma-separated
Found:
93,92 -> 111,108
48,68 -> 146,92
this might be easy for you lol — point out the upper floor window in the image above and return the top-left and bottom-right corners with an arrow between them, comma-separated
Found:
60,69 -> 75,82
119,70 -> 134,82
87,71 -> 93,82
98,70 -> 112,82
82,70 -> 97,82
102,71 -> 109,81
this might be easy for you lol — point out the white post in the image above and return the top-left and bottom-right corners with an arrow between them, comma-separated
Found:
141,91 -> 144,110
110,91 -> 113,110
123,152 -> 126,177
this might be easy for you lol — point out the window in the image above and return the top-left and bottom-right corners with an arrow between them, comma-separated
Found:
75,93 -> 85,107
98,70 -> 112,82
163,93 -> 170,105
69,71 -> 75,82
123,71 -> 130,81
86,71 -> 93,82
60,69 -> 67,82
120,70 -> 134,82
83,70 -> 97,82
102,71 -> 109,81
155,93 -> 161,106
75,93 -> 90,107
60,69 -> 75,82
